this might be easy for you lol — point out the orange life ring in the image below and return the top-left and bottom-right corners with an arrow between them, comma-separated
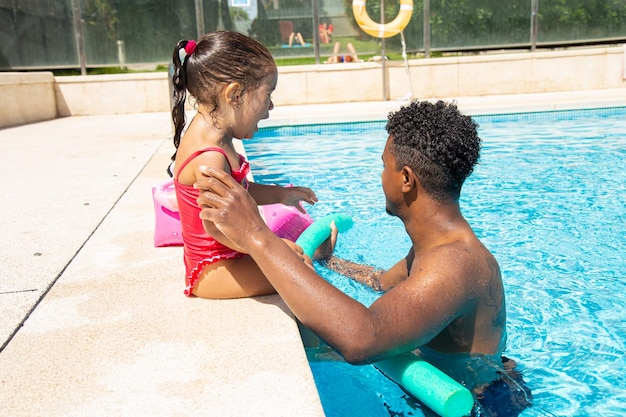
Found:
352,0 -> 413,38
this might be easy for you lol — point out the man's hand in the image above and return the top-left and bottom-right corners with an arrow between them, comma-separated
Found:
195,166 -> 271,254
312,221 -> 338,260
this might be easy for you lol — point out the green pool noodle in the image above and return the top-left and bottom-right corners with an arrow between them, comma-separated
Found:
375,353 -> 474,417
295,213 -> 354,258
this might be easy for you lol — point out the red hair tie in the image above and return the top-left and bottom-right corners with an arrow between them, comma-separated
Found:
179,40 -> 197,64
184,40 -> 197,55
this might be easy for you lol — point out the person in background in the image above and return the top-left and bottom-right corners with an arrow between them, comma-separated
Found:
288,31 -> 306,47
319,22 -> 333,44
194,100 -> 532,415
325,41 -> 359,63
170,31 -> 320,299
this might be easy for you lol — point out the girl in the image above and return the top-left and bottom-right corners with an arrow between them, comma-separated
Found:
171,31 -> 318,299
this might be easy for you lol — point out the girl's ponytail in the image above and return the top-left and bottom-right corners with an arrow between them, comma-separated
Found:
170,39 -> 197,160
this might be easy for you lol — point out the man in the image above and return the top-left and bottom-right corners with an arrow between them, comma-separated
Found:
195,101 -> 530,413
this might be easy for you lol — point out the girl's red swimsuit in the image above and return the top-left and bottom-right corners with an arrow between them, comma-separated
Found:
174,147 -> 250,296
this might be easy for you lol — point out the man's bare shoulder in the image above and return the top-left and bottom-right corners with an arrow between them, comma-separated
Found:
394,237 -> 504,354
407,237 -> 499,291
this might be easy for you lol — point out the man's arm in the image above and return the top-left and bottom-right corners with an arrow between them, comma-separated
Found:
194,167 -> 470,363
323,250 -> 414,292
323,256 -> 385,291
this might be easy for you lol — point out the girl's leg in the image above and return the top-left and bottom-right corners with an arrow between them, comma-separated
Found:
192,255 -> 276,299
191,239 -> 315,299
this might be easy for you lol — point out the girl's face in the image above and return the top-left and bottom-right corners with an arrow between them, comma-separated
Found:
234,69 -> 277,139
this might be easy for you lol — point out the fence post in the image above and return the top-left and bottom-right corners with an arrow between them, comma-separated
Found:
530,0 -> 538,51
195,0 -> 205,38
70,0 -> 87,75
381,0 -> 389,100
312,0 -> 320,64
423,0 -> 430,58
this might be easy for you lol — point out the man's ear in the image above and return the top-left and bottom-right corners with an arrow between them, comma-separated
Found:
224,82 -> 243,108
401,166 -> 420,204
401,166 -> 417,192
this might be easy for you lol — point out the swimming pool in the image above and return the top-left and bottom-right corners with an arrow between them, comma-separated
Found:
247,106 -> 626,417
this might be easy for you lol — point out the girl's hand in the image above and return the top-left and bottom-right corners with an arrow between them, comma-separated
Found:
282,238 -> 314,268
281,186 -> 318,214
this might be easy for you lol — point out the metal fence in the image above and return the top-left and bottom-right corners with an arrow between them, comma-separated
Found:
1,0 -> 625,73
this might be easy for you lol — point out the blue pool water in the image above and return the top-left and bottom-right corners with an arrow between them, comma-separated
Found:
247,107 -> 626,417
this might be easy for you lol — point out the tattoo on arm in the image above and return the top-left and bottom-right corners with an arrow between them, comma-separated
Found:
322,256 -> 385,292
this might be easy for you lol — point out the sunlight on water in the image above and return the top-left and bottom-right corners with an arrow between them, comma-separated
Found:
248,108 -> 626,417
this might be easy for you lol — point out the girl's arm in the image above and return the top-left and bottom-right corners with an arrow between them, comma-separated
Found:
186,153 -> 241,250
248,182 -> 318,212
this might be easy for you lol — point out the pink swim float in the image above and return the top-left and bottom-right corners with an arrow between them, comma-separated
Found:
260,202 -> 314,242
152,180 -> 313,247
152,179 -> 183,247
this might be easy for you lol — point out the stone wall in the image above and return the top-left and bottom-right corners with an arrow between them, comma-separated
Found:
1,45 -> 624,128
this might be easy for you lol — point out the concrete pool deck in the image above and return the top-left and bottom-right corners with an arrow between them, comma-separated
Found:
1,88 -> 625,416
